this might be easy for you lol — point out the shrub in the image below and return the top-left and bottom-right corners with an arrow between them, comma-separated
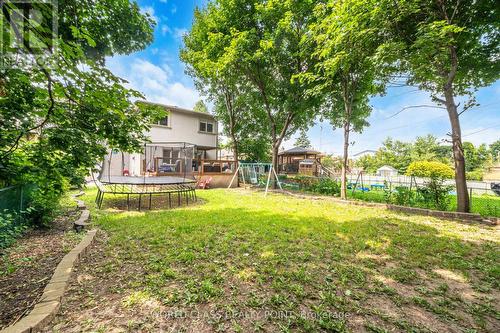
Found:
310,178 -> 340,196
466,169 -> 483,181
392,186 -> 417,206
406,161 -> 454,179
0,210 -> 26,249
407,161 -> 453,210
289,175 -> 320,190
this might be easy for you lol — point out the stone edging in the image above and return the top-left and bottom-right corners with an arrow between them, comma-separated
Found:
272,190 -> 498,226
1,193 -> 95,333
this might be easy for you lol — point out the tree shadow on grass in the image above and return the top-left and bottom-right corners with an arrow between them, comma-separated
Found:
71,200 -> 500,333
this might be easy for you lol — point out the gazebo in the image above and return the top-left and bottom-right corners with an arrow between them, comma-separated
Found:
278,147 -> 323,176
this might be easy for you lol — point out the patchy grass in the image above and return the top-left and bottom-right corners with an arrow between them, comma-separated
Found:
48,188 -> 499,332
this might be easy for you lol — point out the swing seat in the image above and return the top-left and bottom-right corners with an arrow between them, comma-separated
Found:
250,177 -> 258,184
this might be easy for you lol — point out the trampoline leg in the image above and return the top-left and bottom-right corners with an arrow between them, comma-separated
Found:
185,190 -> 189,205
127,194 -> 130,211
194,189 -> 197,201
168,192 -> 172,208
138,194 -> 142,211
99,193 -> 104,209
178,192 -> 181,206
149,193 -> 152,209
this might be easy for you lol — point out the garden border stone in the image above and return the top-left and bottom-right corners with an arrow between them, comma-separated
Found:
1,194 -> 96,333
273,189 -> 498,226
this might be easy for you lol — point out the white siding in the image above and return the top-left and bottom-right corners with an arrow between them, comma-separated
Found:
148,111 -> 217,147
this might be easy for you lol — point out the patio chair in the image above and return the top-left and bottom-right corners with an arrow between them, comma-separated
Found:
197,177 -> 212,189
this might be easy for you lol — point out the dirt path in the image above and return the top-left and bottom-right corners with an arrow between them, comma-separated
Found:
0,209 -> 82,329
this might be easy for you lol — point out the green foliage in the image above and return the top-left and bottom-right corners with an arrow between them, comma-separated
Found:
310,178 -> 340,196
381,0 -> 499,212
355,135 -> 454,174
392,186 -> 417,206
0,210 -> 26,249
407,161 -> 454,210
182,0 -> 321,168
0,0 -> 155,225
406,161 -> 454,180
294,130 -> 311,149
307,0 -> 389,198
321,155 -> 343,173
463,142 -> 491,172
490,140 -> 500,161
193,100 -> 209,114
466,169 -> 484,181
382,0 -> 499,99
289,175 -> 320,190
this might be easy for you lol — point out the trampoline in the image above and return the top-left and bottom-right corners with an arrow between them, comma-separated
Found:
95,142 -> 198,210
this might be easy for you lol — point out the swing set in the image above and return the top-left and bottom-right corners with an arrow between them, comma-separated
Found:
227,162 -> 282,195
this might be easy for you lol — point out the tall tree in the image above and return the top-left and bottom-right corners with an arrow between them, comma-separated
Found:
309,0 -> 386,199
491,139 -> 500,162
181,4 -> 267,165
382,0 -> 500,212
294,129 -> 311,148
193,100 -> 209,113
0,0 -> 155,219
183,0 -> 320,174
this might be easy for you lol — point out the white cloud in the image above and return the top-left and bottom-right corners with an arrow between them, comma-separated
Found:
161,24 -> 171,36
159,0 -> 167,3
173,28 -> 188,40
141,6 -> 158,23
106,56 -> 199,109
171,5 -> 177,14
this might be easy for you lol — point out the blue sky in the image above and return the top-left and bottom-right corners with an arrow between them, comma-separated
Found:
107,0 -> 500,156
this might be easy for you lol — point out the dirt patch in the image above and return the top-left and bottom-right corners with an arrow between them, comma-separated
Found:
102,194 -> 204,211
0,209 -> 82,329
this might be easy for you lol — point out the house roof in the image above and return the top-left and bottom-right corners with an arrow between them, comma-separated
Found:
278,147 -> 321,155
377,165 -> 398,171
137,100 -> 216,120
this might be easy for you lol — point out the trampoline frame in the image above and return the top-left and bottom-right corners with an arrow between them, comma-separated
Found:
95,180 -> 197,210
95,141 -> 199,210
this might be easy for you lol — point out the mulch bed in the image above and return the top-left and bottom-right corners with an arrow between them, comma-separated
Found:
0,208 -> 82,329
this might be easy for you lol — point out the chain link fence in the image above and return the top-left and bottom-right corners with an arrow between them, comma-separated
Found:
280,174 -> 500,218
344,174 -> 500,217
0,184 -> 37,248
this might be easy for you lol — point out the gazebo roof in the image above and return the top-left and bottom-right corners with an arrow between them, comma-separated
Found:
279,147 -> 321,156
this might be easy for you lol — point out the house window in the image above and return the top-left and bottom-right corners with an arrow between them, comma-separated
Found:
199,120 -> 214,133
157,115 -> 169,127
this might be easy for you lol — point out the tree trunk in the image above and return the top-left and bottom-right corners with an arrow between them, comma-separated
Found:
271,143 -> 279,189
340,120 -> 350,200
232,137 -> 239,187
444,87 -> 469,212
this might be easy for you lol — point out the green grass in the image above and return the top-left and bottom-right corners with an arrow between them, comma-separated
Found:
63,188 -> 499,332
347,189 -> 500,217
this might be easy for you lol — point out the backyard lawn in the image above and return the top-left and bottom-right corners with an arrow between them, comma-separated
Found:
47,188 -> 499,332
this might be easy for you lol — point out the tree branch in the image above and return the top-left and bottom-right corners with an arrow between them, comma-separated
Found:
384,104 -> 446,119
